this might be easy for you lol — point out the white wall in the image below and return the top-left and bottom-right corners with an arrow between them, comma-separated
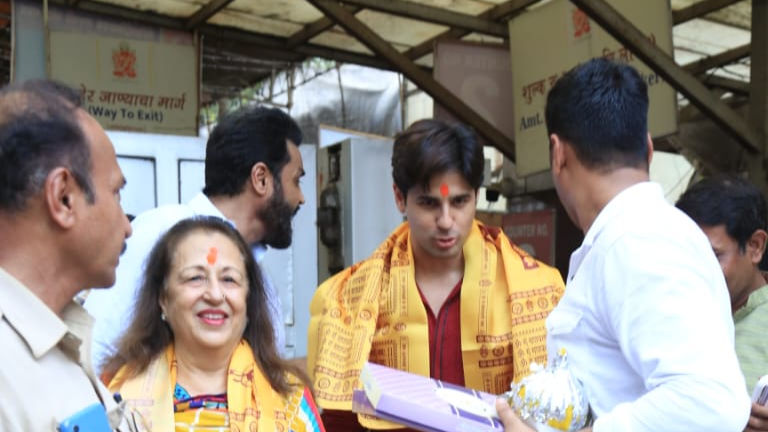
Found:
108,131 -> 206,217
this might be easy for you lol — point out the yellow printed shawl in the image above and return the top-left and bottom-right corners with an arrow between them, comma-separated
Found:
307,220 -> 565,429
108,340 -> 306,432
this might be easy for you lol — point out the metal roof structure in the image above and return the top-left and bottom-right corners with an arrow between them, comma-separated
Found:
38,0 -> 767,183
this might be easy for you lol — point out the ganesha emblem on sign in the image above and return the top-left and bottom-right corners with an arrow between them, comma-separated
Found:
112,42 -> 137,79
571,8 -> 591,39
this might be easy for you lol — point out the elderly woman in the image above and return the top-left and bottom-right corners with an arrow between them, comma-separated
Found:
101,216 -> 324,432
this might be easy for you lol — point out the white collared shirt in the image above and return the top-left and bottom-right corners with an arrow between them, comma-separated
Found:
546,182 -> 750,431
85,192 -> 285,370
0,268 -> 127,430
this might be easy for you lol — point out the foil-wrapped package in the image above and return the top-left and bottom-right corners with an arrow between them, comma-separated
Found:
506,349 -> 590,431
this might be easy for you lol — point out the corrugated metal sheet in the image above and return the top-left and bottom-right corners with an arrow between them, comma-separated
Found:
93,0 -> 753,65
48,0 -> 753,101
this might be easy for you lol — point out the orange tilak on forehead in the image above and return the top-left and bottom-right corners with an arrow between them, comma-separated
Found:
206,247 -> 218,265
440,182 -> 449,198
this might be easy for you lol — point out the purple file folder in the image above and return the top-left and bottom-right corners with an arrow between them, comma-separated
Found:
352,362 -> 504,432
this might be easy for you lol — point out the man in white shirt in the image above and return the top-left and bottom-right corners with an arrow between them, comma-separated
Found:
500,58 -> 750,431
85,106 -> 306,370
0,80 -> 133,430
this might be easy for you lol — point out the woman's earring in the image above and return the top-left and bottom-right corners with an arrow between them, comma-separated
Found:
161,312 -> 167,321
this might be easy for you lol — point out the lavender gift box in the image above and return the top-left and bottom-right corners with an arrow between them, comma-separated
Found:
352,362 -> 504,432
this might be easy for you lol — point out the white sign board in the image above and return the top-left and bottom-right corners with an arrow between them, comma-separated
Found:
49,31 -> 199,136
433,41 -> 514,143
508,0 -> 677,176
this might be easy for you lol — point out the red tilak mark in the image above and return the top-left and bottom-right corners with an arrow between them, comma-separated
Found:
440,183 -> 449,197
207,247 -> 218,265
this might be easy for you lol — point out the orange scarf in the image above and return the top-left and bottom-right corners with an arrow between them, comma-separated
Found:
108,340 -> 307,431
308,221 -> 565,429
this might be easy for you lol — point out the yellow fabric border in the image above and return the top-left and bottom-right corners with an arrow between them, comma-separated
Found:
108,340 -> 304,432
307,220 -> 565,429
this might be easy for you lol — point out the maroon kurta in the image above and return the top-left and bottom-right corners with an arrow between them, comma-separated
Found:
321,280 -> 464,431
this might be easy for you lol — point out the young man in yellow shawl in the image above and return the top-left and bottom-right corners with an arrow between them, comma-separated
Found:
307,119 -> 566,431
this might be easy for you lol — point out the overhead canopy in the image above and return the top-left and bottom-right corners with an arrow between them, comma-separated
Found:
42,0 -> 766,182
50,0 -> 751,100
